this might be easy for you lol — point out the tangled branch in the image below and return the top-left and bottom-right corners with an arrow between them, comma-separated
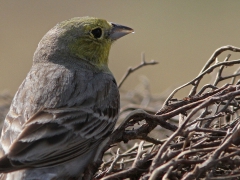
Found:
86,45 -> 240,180
1,45 -> 240,180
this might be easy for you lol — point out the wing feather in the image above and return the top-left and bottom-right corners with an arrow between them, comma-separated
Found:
0,64 -> 119,172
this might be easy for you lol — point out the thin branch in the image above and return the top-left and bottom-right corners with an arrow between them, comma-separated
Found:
161,59 -> 240,108
189,45 -> 240,96
213,54 -> 231,86
118,53 -> 158,88
82,46 -> 240,180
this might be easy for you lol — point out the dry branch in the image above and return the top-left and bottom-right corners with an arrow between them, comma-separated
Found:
1,46 -> 240,180
90,45 -> 240,180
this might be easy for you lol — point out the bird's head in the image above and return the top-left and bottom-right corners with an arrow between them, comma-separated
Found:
34,17 -> 134,68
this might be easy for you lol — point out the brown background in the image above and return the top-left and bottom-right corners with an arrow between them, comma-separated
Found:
1,1 -> 240,98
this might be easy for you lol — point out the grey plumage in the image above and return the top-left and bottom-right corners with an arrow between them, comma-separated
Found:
0,17 -> 133,180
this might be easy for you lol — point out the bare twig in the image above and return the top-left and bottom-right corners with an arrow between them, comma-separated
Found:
190,45 -> 240,96
81,46 -> 240,180
118,53 -> 158,88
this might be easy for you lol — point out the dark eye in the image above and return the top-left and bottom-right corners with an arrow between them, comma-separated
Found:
91,28 -> 102,39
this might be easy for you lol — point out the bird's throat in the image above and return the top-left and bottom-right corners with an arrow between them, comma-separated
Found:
69,38 -> 111,67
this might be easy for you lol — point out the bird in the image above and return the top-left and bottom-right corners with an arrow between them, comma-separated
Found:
0,17 -> 133,180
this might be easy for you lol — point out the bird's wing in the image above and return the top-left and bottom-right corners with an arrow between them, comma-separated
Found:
9,106 -> 118,167
0,68 -> 119,171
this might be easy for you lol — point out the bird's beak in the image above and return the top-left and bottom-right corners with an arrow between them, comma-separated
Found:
109,23 -> 134,40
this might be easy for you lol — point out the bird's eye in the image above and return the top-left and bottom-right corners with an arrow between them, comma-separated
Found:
91,28 -> 102,39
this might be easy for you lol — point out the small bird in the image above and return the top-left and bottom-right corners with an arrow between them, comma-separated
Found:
0,17 -> 133,180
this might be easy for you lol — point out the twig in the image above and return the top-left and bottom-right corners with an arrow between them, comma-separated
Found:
83,47 -> 240,180
161,59 -> 240,108
118,53 -> 158,88
213,54 -> 231,86
189,45 -> 240,96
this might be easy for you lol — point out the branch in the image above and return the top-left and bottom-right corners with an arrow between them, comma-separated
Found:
118,53 -> 158,88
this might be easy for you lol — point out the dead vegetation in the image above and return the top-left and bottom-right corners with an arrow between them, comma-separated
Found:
89,45 -> 240,180
1,45 -> 240,180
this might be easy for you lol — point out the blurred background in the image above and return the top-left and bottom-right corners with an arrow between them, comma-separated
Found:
1,1 -> 240,97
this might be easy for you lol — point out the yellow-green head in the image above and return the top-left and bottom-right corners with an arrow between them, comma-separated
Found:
34,17 -> 134,68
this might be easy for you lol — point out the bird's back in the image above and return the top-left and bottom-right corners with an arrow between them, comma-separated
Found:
0,62 -> 119,180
